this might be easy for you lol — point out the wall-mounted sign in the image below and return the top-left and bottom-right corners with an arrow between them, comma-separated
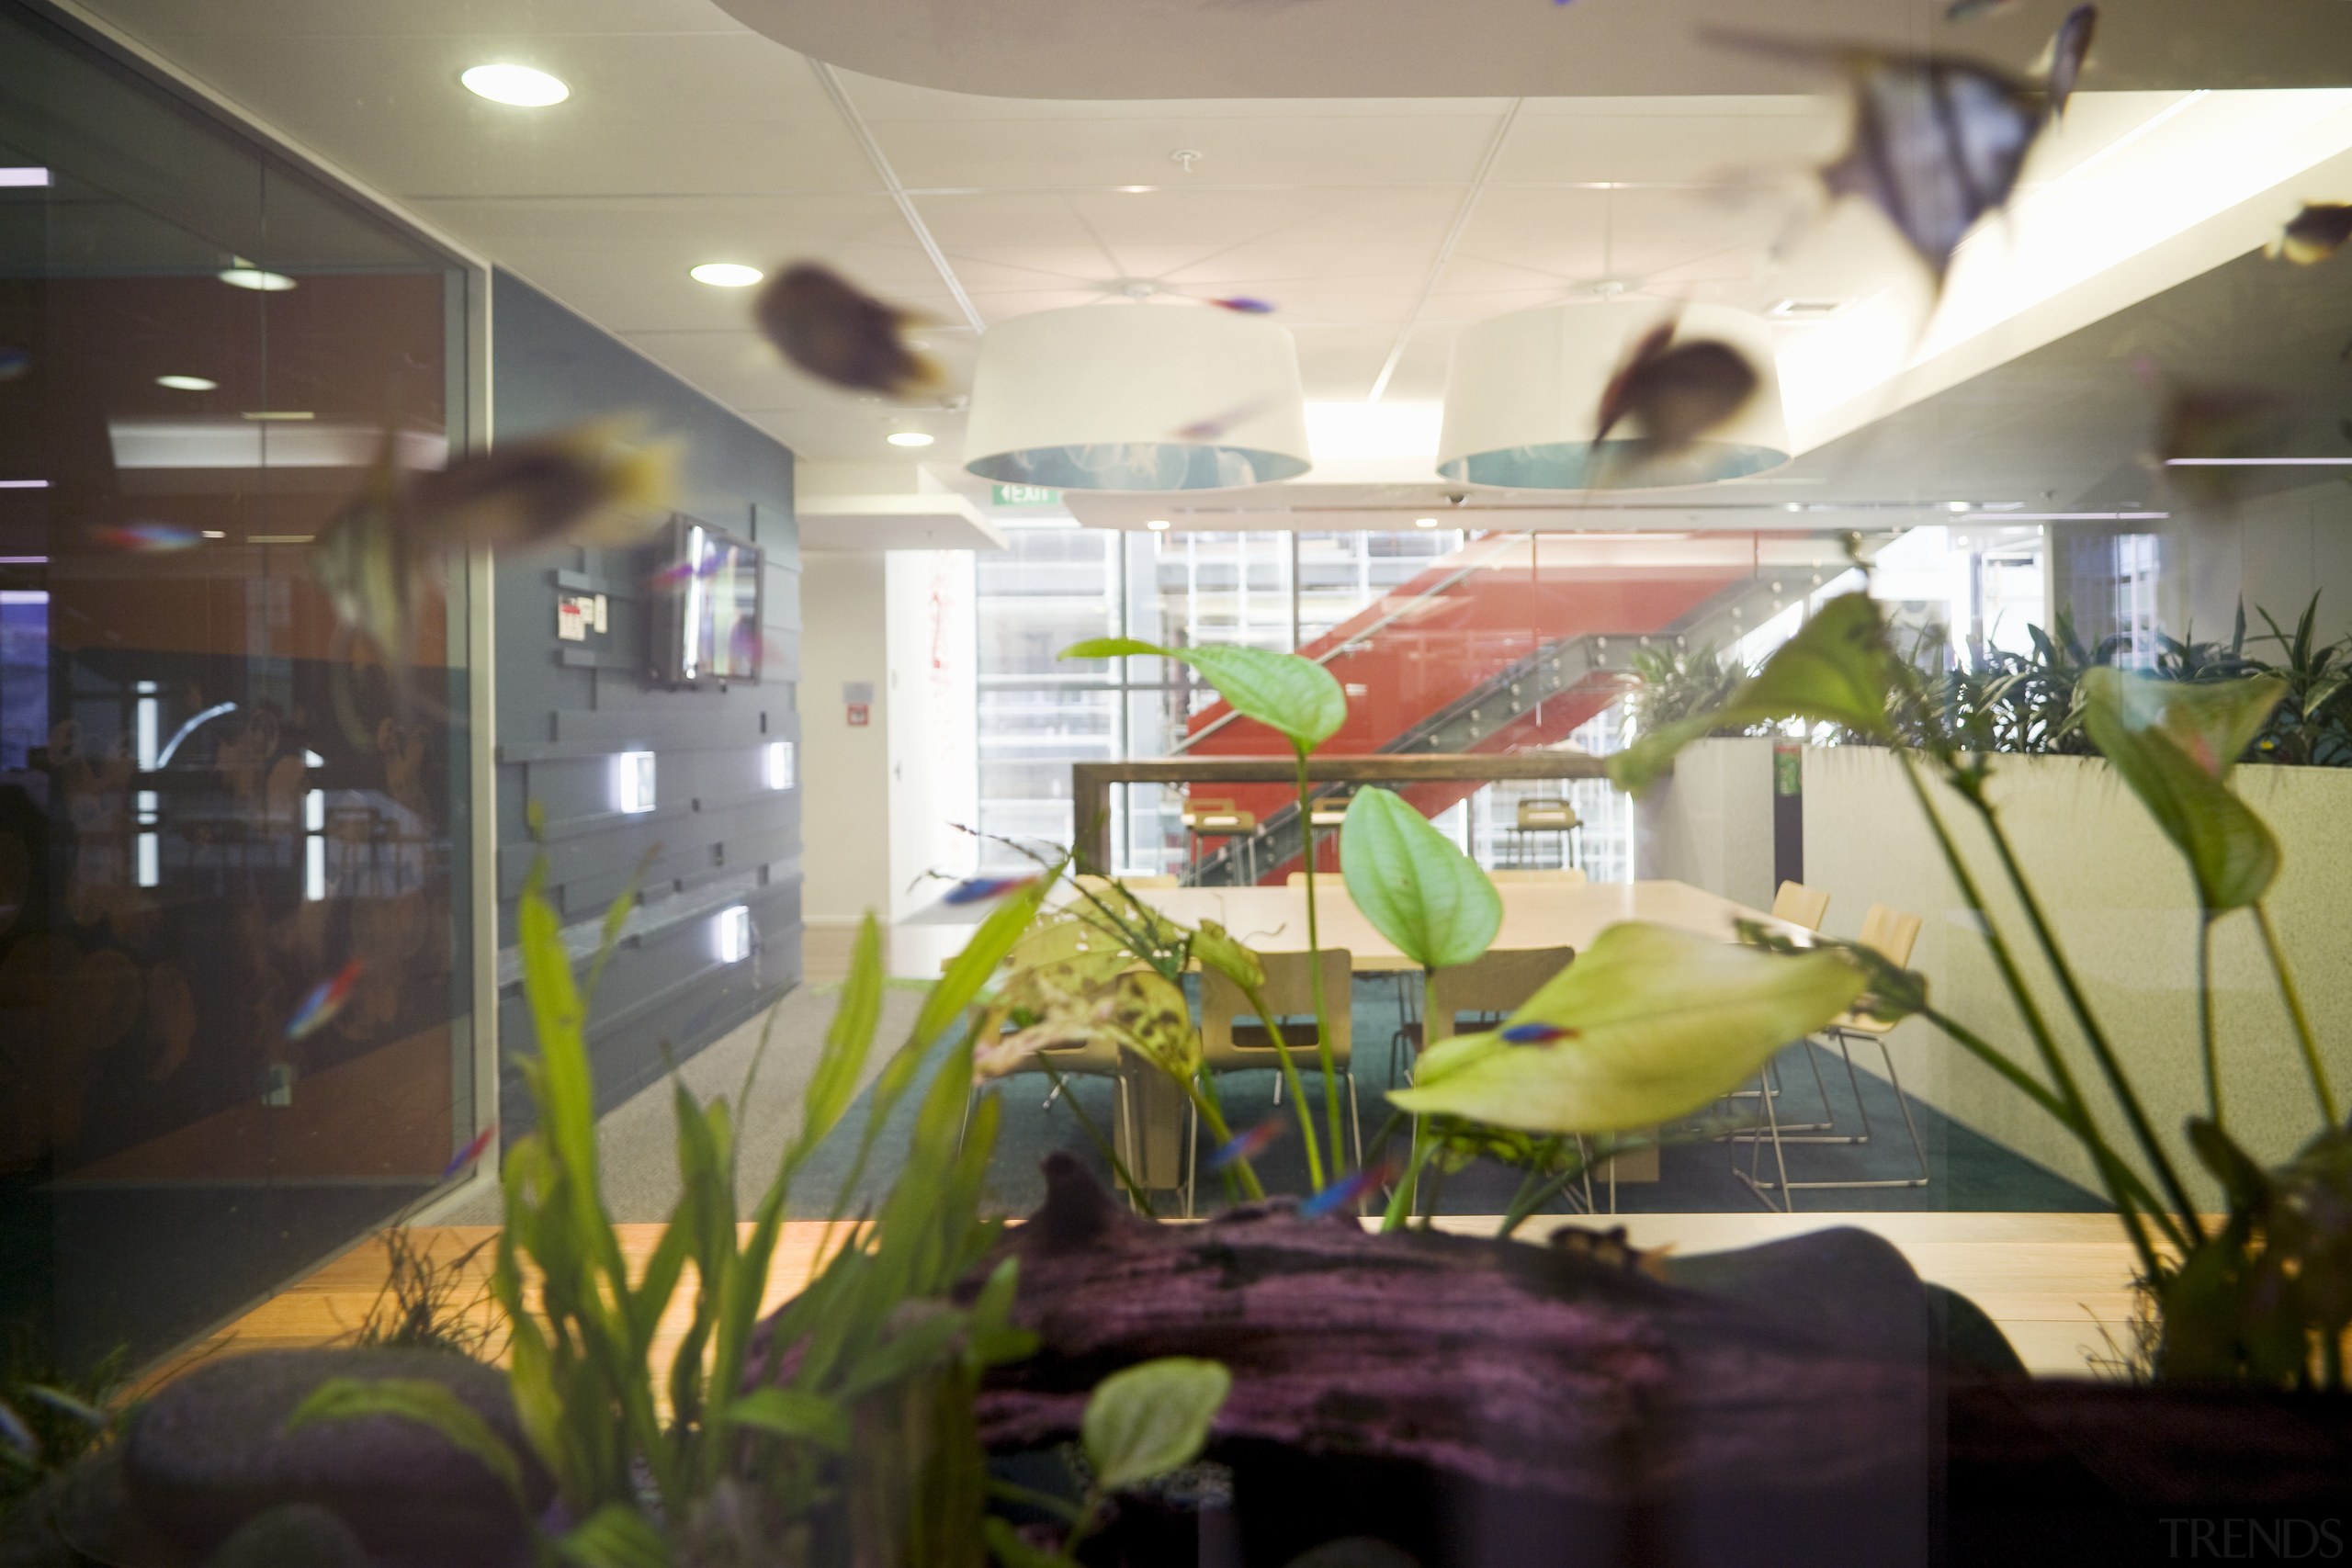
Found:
558,590 -> 607,642
990,483 -> 1062,507
843,681 -> 875,728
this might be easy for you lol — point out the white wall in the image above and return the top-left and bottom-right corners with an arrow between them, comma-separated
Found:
797,553 -> 891,923
1633,737 -> 1778,911
885,550 -> 979,921
2178,478 -> 2352,648
1799,746 -> 2352,1205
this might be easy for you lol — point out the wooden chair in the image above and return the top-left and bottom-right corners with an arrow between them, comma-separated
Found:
1182,796 -> 1259,883
1487,867 -> 1589,885
1196,948 -> 1359,1212
1770,879 -> 1831,931
1721,880 -> 1842,1140
1512,796 -> 1580,869
1306,788 -> 1355,830
1736,903 -> 1930,1212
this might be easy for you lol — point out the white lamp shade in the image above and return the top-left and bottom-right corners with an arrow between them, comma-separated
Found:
964,305 -> 1311,491
1437,301 -> 1790,491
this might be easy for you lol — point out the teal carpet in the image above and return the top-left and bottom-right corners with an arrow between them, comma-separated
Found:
783,977 -> 2106,1222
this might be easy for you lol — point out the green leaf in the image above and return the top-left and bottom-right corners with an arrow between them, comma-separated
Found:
727,1387 -> 850,1452
1339,788 -> 1503,971
1189,919 -> 1266,993
839,1306 -> 970,1401
1101,968 -> 1202,1080
560,1503 -> 672,1568
1080,1357 -> 1231,1493
1060,638 -> 1345,752
2081,669 -> 2284,910
982,1515 -> 1069,1568
797,912 -> 886,1161
2185,1117 -> 2272,1216
1389,921 -> 1866,1134
1611,593 -> 1897,796
916,880 -> 1052,1048
284,1377 -> 526,1506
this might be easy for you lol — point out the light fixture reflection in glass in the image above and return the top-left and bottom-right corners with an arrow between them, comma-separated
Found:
218,265 -> 296,292
614,750 -> 657,815
304,788 -> 328,900
138,834 -> 159,889
461,62 -> 571,107
1145,518 -> 1171,531
0,167 -> 50,188
689,263 -> 763,288
156,375 -> 218,391
765,739 -> 796,791
135,684 -> 159,772
886,431 -> 934,447
1413,517 -> 1438,528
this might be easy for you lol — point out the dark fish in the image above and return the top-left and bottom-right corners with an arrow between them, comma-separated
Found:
89,522 -> 200,552
0,1400 -> 33,1462
1172,396 -> 1277,443
312,423 -> 673,671
2044,6 -> 2096,118
1593,320 -> 1759,454
1712,29 -> 2046,283
1299,1160 -> 1396,1219
2136,358 -> 2289,507
754,263 -> 941,398
2271,202 -> 2352,266
1944,0 -> 2017,19
942,874 -> 1041,908
1500,1021 -> 1580,1044
0,345 -> 28,381
1209,297 -> 1275,314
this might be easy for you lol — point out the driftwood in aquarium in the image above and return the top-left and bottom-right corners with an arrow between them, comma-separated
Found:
967,1156 -> 1940,1566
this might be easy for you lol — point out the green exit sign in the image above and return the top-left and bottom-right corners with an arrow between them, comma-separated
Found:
991,483 -> 1063,507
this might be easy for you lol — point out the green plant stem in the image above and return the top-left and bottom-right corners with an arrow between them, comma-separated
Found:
1380,1117 -> 1433,1233
1894,754 -> 2168,1279
1240,974 -> 1326,1190
1296,748 -> 1344,1169
1498,1141 -> 1588,1238
1957,778 -> 2206,1242
1041,1063 -> 1157,1219
987,1477 -> 1083,1524
2199,915 -> 2222,1127
1056,1494 -> 1107,1567
2252,901 -> 2339,1125
1180,1078 -> 1266,1201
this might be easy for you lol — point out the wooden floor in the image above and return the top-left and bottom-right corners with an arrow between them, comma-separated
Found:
147,1211 -> 2148,1390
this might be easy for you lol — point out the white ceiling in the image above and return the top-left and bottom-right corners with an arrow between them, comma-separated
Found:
62,0 -> 2352,535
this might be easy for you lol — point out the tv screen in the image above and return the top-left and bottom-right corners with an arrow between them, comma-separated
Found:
651,516 -> 763,687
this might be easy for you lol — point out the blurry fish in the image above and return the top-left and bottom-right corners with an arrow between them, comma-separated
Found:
19,1385 -> 108,1431
286,958 -> 362,1042
1550,1223 -> 1672,1280
2270,203 -> 2352,266
1299,1161 -> 1396,1220
647,553 -> 726,590
754,263 -> 941,398
0,1399 -> 34,1462
1500,1021 -> 1580,1044
902,874 -> 1043,926
1206,1117 -> 1284,1171
89,522 -> 200,552
0,345 -> 28,381
1209,297 -> 1275,314
1712,28 -> 2047,284
2041,6 -> 2097,118
1944,0 -> 2017,19
2137,358 -> 2289,508
439,1122 -> 498,1181
1592,320 -> 1759,456
1172,396 -> 1278,443
312,423 -> 673,676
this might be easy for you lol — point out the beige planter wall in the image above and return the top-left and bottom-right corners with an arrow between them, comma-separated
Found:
1634,736 -> 1779,912
1798,745 -> 2352,1205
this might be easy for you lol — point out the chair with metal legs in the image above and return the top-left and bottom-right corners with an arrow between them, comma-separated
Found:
1736,903 -> 1931,1212
1182,796 -> 1259,884
1511,796 -> 1580,869
1191,948 -> 1359,1216
1720,880 -> 1842,1139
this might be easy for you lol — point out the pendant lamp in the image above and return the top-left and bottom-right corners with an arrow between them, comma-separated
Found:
963,304 -> 1311,491
1437,301 -> 1789,490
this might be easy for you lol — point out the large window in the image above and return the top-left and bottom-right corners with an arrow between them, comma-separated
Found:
0,6 -> 482,1363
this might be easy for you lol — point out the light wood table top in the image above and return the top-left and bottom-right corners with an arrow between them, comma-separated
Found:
1126,878 -> 1798,971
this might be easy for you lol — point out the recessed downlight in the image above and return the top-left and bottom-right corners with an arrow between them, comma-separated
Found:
886,431 -> 934,448
689,263 -> 763,288
1145,518 -> 1171,531
218,266 -> 295,292
1413,516 -> 1438,528
461,63 -> 570,107
155,375 -> 218,391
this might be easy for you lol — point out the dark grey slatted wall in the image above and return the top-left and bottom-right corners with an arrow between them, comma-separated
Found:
492,271 -> 801,1134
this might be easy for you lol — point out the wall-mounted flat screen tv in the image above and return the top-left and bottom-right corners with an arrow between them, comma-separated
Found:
650,515 -> 763,687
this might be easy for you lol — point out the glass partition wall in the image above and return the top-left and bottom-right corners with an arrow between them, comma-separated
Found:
0,6 -> 485,1364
